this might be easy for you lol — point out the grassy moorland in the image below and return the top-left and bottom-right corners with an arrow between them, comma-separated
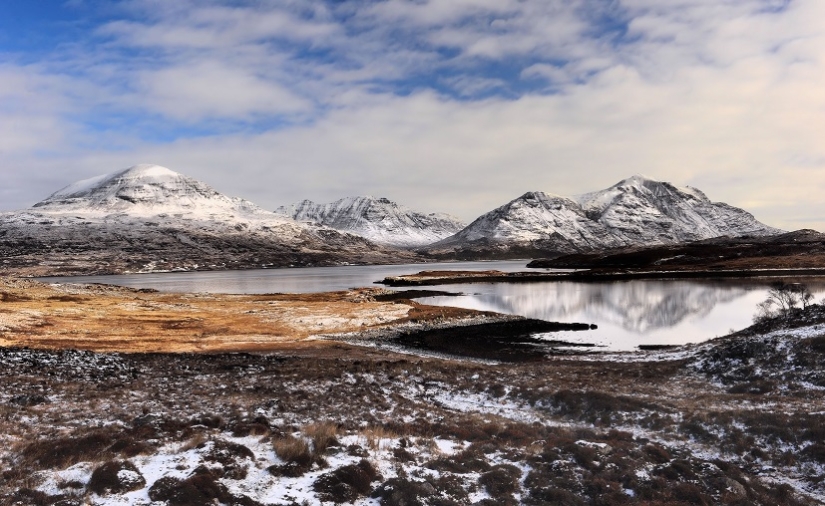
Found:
1,278 -> 825,505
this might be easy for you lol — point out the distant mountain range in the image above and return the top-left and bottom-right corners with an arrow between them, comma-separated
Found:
423,175 -> 781,259
0,166 -> 782,276
0,165 -> 417,276
276,196 -> 466,248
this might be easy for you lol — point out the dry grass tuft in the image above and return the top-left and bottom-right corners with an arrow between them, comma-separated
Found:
273,435 -> 313,467
304,421 -> 340,454
360,426 -> 397,451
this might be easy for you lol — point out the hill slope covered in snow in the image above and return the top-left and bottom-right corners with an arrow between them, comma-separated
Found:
425,175 -> 781,259
277,196 -> 466,248
0,165 -> 418,276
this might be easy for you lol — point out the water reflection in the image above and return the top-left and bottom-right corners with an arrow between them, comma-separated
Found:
488,281 -> 745,332
418,279 -> 825,351
38,263 -> 825,351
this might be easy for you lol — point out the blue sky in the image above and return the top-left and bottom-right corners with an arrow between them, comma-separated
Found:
1,0 -> 823,230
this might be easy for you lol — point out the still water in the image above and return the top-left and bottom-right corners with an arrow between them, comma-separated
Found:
39,262 -> 825,351
38,260 -> 532,294
416,279 -> 825,351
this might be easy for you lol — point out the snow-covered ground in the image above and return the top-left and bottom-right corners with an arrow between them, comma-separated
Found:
4,315 -> 825,506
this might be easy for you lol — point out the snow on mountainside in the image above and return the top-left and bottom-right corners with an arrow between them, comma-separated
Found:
0,165 -> 418,276
34,164 -> 276,219
427,175 -> 781,259
573,174 -> 779,243
276,196 -> 466,248
445,191 -> 629,249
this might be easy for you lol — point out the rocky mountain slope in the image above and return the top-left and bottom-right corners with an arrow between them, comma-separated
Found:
277,196 -> 466,248
425,175 -> 781,259
0,165 -> 418,276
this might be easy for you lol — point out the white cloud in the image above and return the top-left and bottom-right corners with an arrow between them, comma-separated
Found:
0,65 -> 76,147
136,60 -> 312,121
2,0 -> 825,233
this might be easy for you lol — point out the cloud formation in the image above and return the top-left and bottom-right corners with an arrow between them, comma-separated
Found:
1,0 -> 824,231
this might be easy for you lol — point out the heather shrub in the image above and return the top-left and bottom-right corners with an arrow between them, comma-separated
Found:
479,464 -> 521,497
88,460 -> 145,495
147,469 -> 266,506
314,459 -> 380,503
21,429 -> 117,469
426,446 -> 491,474
200,439 -> 254,480
371,477 -> 437,506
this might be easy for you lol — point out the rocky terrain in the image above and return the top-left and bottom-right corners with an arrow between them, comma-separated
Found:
425,175 -> 781,260
0,165 -> 419,276
2,296 -> 825,505
277,196 -> 466,248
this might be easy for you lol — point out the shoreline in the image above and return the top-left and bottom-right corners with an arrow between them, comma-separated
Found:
379,266 -> 825,286
327,315 -> 597,363
0,276 -> 596,357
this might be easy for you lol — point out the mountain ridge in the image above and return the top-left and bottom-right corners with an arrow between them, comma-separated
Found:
0,165 -> 419,276
276,195 -> 466,248
425,175 -> 782,259
0,168 -> 786,275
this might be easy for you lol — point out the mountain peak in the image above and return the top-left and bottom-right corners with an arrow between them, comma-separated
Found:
32,164 -> 270,219
615,174 -> 657,188
518,191 -> 567,202
120,163 -> 179,179
428,176 -> 781,258
45,164 -> 179,201
277,196 -> 466,248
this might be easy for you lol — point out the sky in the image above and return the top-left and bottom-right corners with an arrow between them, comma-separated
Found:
1,0 -> 823,230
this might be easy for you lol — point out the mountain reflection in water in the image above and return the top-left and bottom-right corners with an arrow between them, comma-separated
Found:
37,262 -> 825,352
416,279 -> 825,351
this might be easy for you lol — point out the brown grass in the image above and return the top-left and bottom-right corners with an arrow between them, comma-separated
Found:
304,421 -> 340,454
272,435 -> 313,467
360,426 -> 398,451
0,279 -> 479,353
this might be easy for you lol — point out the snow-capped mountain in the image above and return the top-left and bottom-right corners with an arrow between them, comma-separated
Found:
276,196 -> 466,248
0,165 -> 418,276
426,175 -> 781,258
33,164 -> 265,217
574,175 -> 779,243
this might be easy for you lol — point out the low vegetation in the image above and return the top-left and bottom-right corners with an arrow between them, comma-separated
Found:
3,277 -> 825,504
2,318 -> 825,505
